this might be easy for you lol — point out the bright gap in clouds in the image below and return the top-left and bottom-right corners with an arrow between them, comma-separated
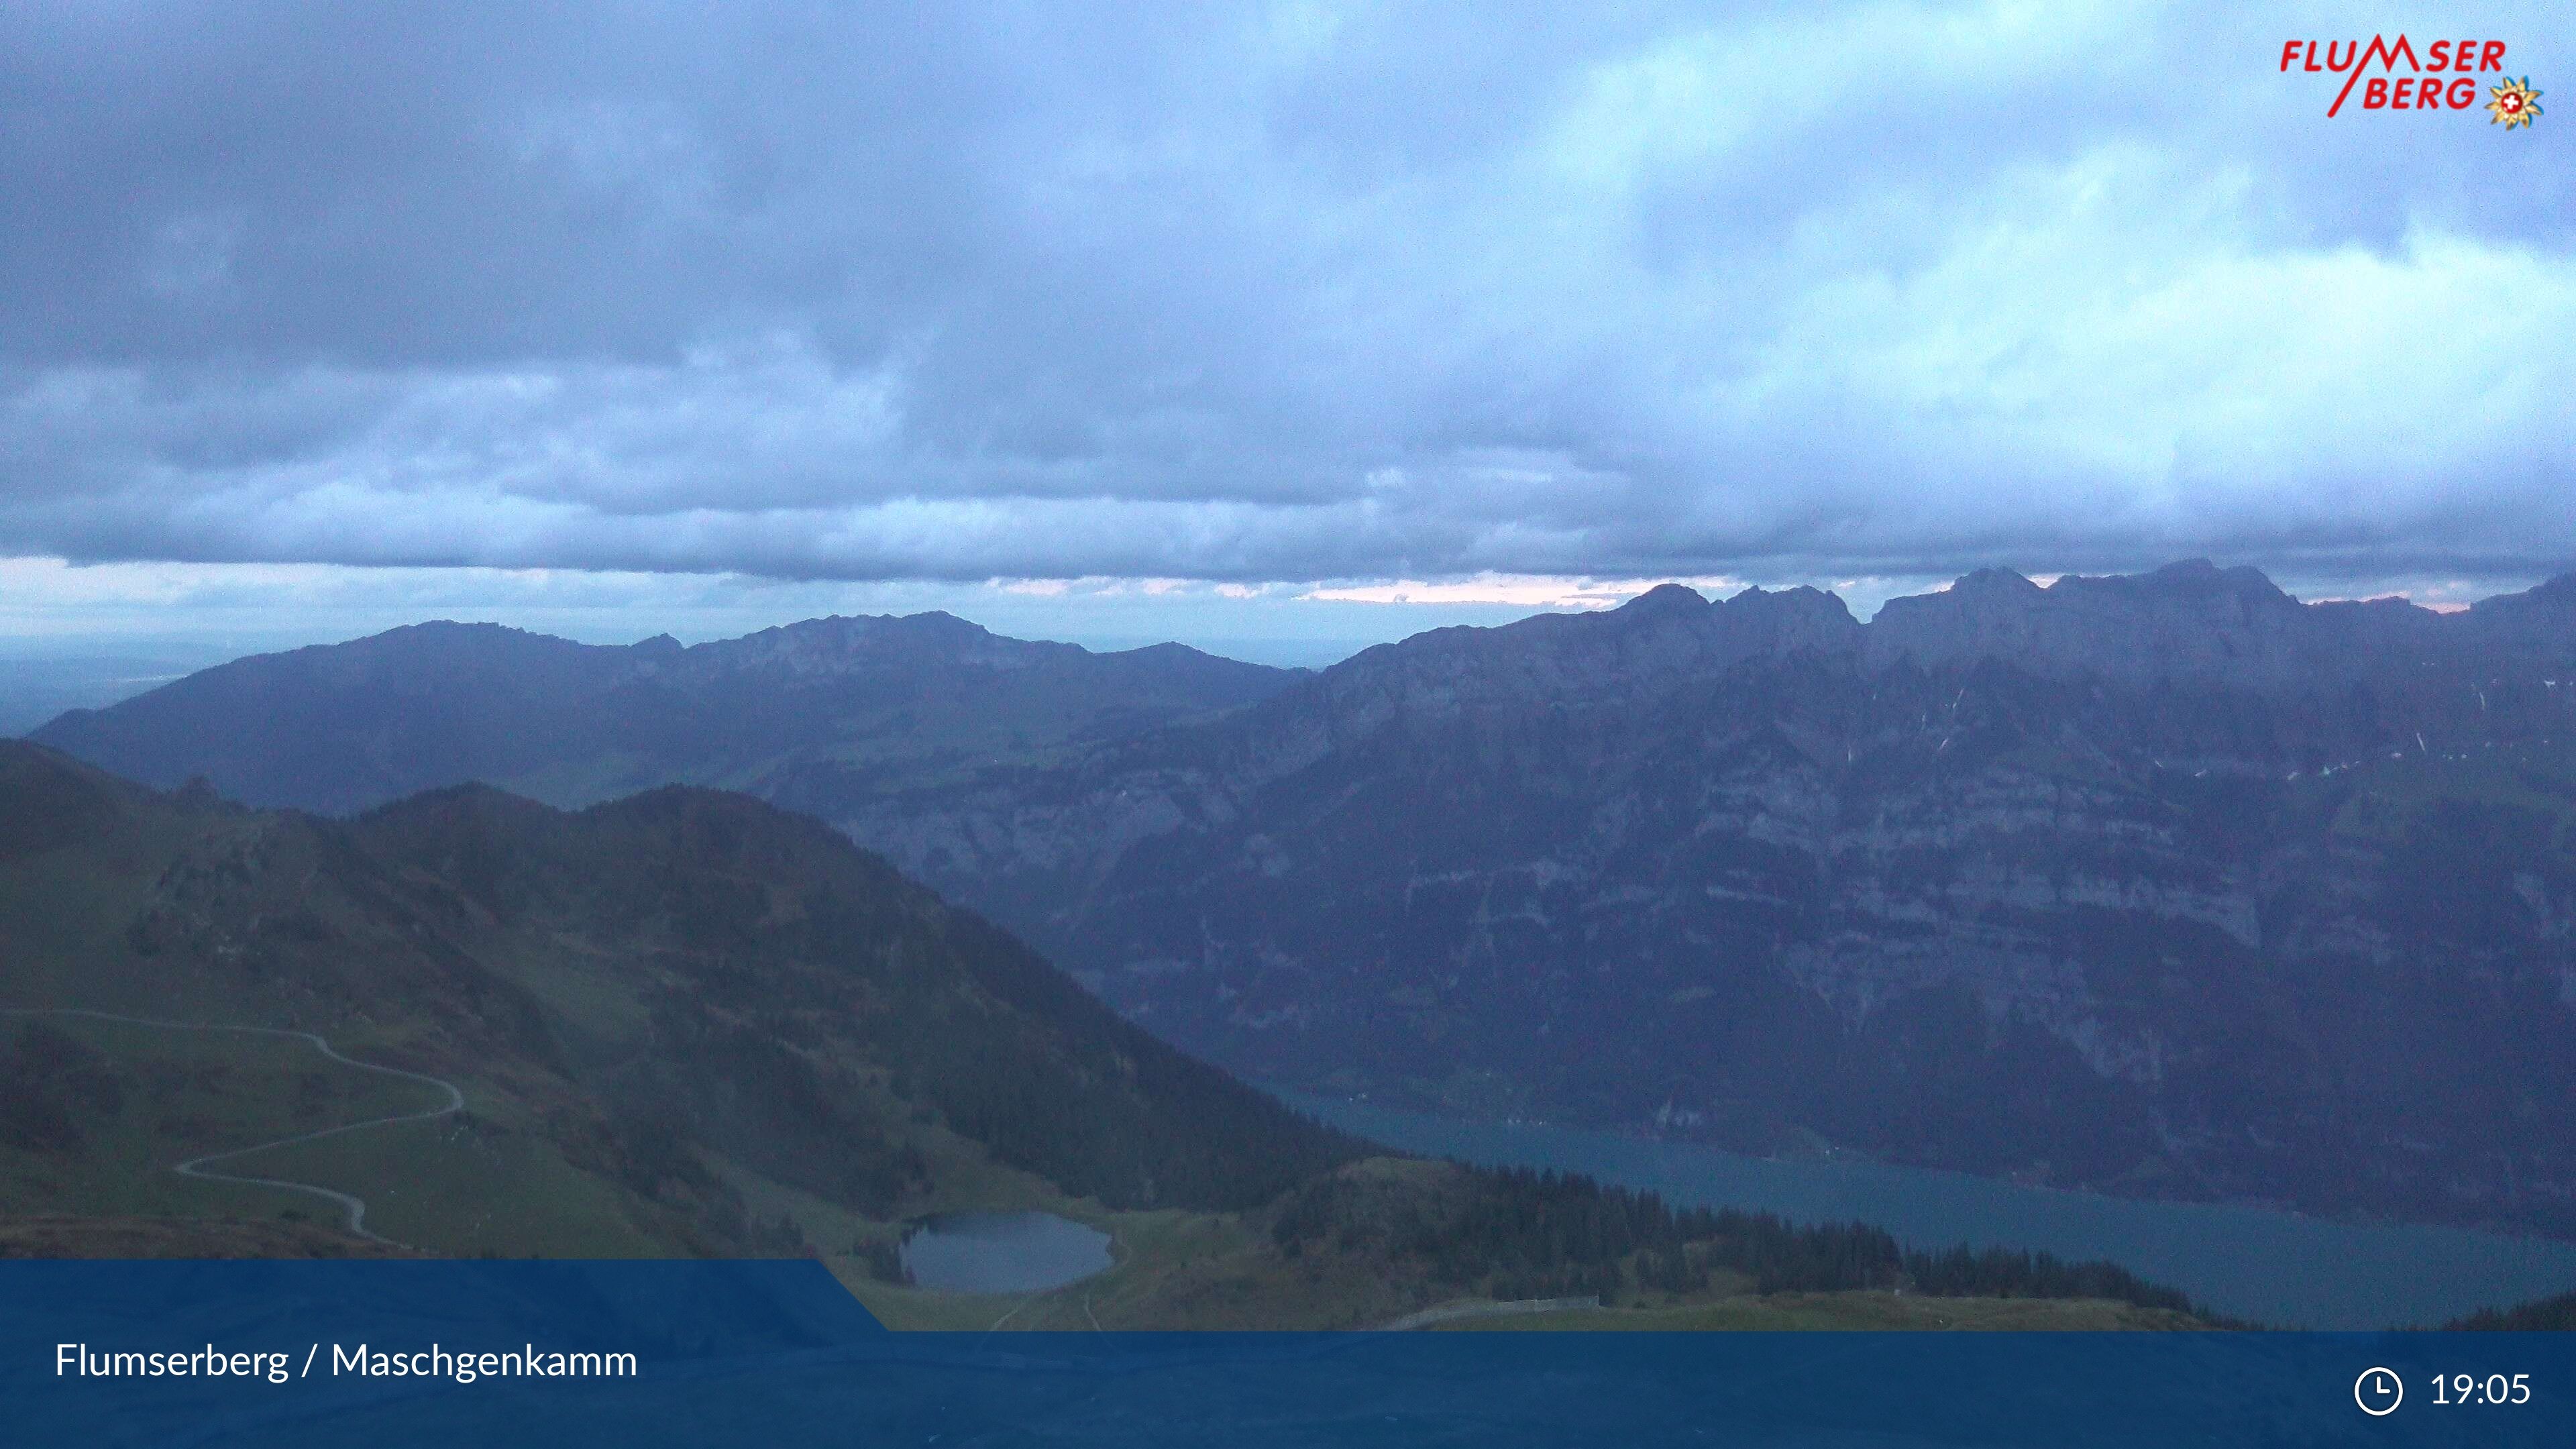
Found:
0,557 -> 1801,665
0,556 -> 2540,684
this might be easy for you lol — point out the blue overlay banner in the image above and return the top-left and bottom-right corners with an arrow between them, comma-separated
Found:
4,1261 -> 2570,1446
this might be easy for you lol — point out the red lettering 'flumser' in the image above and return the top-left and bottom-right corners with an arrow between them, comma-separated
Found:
2288,36 -> 2512,115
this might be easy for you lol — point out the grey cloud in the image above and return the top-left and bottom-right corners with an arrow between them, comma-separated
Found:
1,1 -> 2570,588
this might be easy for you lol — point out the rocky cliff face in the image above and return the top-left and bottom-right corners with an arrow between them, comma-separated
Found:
828,564 -> 2576,1235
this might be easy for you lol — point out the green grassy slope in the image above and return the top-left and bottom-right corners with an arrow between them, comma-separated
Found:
0,741 -> 1364,1265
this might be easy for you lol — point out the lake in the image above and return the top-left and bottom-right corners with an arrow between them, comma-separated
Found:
900,1212 -> 1112,1295
1281,1093 -> 2576,1330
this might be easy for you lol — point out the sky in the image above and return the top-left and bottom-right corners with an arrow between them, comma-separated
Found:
1,2 -> 2569,665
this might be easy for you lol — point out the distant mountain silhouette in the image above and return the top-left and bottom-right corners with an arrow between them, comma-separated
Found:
33,613 -> 1295,814
30,565 -> 2576,1236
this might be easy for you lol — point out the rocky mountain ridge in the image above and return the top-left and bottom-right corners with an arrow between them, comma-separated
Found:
807,564 -> 2576,1237
27,561 -> 2576,1237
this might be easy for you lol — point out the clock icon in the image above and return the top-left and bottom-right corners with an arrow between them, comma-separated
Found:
2355,1366 -> 2404,1417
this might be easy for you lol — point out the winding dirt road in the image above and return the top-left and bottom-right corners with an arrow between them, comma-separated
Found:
0,1006 -> 464,1246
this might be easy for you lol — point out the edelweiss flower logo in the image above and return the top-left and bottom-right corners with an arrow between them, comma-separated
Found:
2487,76 -> 2542,127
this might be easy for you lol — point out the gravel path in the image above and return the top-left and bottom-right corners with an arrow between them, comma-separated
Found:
0,1006 -> 465,1246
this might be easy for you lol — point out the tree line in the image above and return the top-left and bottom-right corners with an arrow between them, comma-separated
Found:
1272,1164 -> 2210,1317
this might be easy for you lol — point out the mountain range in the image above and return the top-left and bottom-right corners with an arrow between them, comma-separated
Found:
31,560 -> 2576,1238
30,613 -> 1294,815
0,741 -> 2205,1328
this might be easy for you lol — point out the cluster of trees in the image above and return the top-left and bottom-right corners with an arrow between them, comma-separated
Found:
2447,1290 -> 2576,1331
1901,1244 -> 2198,1314
1271,1165 -> 2206,1316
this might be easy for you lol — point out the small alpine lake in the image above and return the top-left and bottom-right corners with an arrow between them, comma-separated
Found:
899,1212 -> 1112,1295
1280,1092 -> 2576,1330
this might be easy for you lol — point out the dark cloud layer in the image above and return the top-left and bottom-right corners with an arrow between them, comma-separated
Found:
2,1 -> 2570,588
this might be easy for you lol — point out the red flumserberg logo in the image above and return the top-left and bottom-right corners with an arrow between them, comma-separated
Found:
2279,36 -> 2543,125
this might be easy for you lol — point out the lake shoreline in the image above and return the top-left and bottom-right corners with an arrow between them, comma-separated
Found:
1277,1090 -> 2576,1330
899,1211 -> 1113,1296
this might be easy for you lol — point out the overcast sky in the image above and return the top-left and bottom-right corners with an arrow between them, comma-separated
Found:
1,2 -> 2568,660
